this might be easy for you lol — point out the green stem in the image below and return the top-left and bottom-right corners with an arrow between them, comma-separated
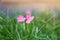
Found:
16,23 -> 21,40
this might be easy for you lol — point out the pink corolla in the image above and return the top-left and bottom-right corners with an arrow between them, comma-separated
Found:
17,15 -> 26,22
26,13 -> 34,24
26,16 -> 34,24
25,10 -> 34,24
25,10 -> 31,16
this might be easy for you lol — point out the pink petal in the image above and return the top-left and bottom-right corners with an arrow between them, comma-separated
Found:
26,15 -> 34,24
26,20 -> 30,24
26,10 -> 31,15
17,15 -> 26,22
30,16 -> 34,21
26,16 -> 34,21
26,15 -> 31,19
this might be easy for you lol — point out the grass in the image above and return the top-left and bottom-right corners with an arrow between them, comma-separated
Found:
0,11 -> 60,40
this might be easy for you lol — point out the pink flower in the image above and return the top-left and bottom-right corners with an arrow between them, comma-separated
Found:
17,10 -> 34,24
26,15 -> 34,24
25,10 -> 34,24
17,15 -> 26,22
27,16 -> 34,21
26,10 -> 31,16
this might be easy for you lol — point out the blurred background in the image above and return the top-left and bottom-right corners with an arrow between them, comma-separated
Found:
0,0 -> 60,18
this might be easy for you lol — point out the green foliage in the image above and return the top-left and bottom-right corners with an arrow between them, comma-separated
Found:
0,12 -> 60,40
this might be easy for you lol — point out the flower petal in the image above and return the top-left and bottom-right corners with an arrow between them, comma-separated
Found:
17,15 -> 26,22
26,20 -> 30,24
